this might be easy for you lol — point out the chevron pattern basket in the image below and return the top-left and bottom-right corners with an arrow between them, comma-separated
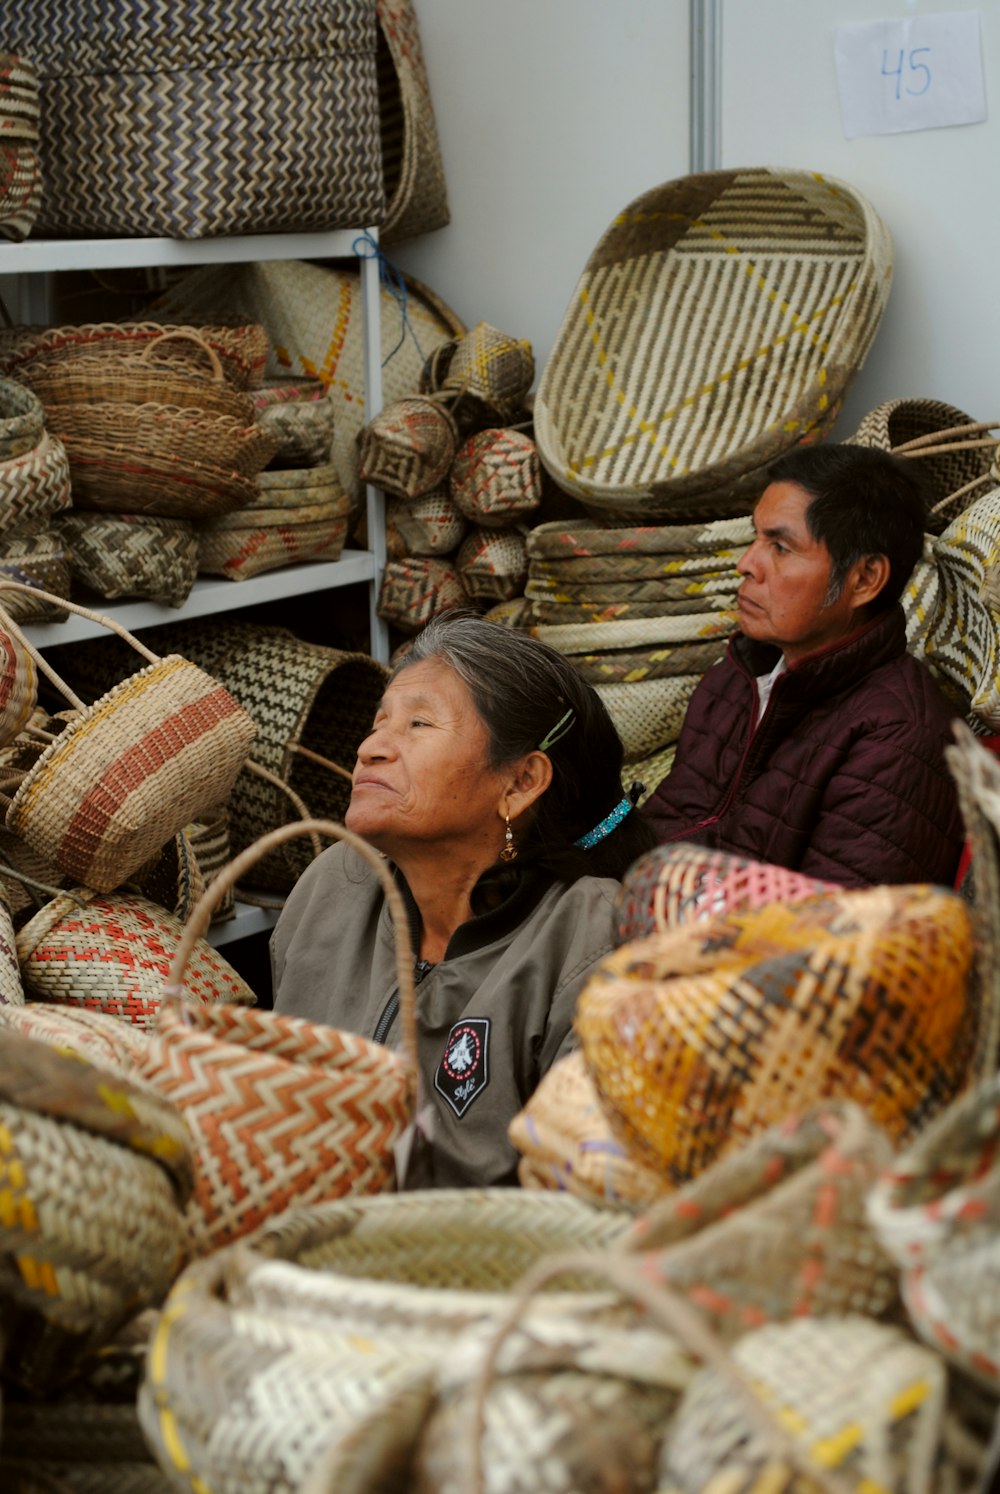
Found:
60,511 -> 200,608
2,0 -> 385,239
535,168 -> 893,518
0,430 -> 72,530
924,488 -> 1000,729
378,555 -> 466,633
847,396 -> 996,533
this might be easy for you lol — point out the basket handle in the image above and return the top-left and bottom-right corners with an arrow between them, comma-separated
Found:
0,583 -> 161,713
288,740 -> 354,784
244,758 -> 325,860
140,329 -> 225,385
163,818 -> 420,1096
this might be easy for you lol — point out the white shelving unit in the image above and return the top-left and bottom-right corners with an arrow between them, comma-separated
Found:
0,229 -> 389,948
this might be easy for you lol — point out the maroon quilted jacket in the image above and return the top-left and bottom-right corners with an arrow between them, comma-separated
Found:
642,605 -> 964,889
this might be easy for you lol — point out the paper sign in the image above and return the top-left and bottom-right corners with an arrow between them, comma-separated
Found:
834,11 -> 986,139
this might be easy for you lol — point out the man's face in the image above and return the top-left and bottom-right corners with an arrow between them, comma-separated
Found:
736,481 -> 868,664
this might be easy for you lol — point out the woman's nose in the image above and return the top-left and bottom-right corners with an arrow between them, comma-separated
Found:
356,723 -> 394,762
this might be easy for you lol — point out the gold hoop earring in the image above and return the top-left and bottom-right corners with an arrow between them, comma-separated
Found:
499,812 -> 517,862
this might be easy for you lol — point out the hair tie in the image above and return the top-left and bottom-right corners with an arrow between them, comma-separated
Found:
574,795 -> 634,850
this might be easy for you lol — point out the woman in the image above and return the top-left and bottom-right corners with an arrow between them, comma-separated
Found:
270,613 -> 654,1187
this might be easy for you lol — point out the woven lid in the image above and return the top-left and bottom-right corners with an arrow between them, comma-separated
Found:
526,515 -> 754,560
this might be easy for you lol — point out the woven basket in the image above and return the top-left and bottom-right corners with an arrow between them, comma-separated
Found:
594,675 -> 703,759
577,884 -> 975,1185
17,887 -> 255,1029
137,1190 -> 635,1494
449,427 -> 543,528
46,400 -> 278,480
532,609 -> 737,654
566,638 -> 728,685
0,376 -> 44,460
0,1026 -> 192,1391
0,620 -> 37,751
140,819 -> 419,1256
387,488 -> 466,557
535,168 -> 893,518
627,740 -> 676,803
0,1000 -> 150,1072
376,0 -> 449,245
0,429 -> 73,529
436,321 -> 535,422
526,573 -> 739,606
526,516 -> 756,560
509,1049 -> 671,1210
0,138 -> 41,241
0,1398 -> 172,1493
456,526 -> 528,604
0,585 -> 258,893
528,594 -> 737,626
59,433 -> 263,520
0,887 -> 23,1005
848,396 -> 996,534
358,396 -> 459,500
187,804 -> 235,923
0,52 -> 40,141
3,1 -> 384,239
250,462 -> 347,511
924,489 -> 1000,729
615,842 -> 840,944
378,555 -> 466,634
0,525 -> 70,621
60,511 -> 199,608
197,497 -> 350,581
256,389 -> 336,469
15,330 -> 258,423
130,822 -> 206,925
148,259 -> 465,508
0,320 -> 270,391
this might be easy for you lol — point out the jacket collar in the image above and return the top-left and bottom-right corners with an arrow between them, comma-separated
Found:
730,603 -> 907,704
391,862 -> 556,964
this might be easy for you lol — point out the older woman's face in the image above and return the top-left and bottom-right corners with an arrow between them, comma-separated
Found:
345,658 -> 509,860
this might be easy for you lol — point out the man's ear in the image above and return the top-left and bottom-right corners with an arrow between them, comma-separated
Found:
850,552 -> 891,609
504,751 -> 554,821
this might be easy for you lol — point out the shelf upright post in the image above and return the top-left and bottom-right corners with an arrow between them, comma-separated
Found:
359,227 -> 389,664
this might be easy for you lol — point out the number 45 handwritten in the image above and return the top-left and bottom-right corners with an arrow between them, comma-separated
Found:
882,47 -> 932,101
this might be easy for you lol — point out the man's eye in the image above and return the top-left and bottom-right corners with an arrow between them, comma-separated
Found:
772,541 -> 787,554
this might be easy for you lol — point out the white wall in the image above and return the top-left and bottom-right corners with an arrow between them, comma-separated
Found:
720,0 -> 1000,437
390,0 -> 691,384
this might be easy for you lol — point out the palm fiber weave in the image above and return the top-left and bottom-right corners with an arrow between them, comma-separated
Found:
197,497 -> 350,581
0,524 -> 70,621
387,489 -> 466,557
379,555 -> 466,634
358,395 -> 459,500
848,396 -> 995,534
576,884 -> 974,1186
0,1000 -> 150,1074
256,392 -> 336,469
60,511 -> 199,608
535,168 -> 892,517
252,462 -> 347,511
0,1026 -> 192,1391
0,376 -> 43,460
437,321 -> 535,422
0,429 -> 73,530
456,527 -> 528,604
594,675 -> 703,760
526,515 -> 755,560
2,0 -> 385,239
449,427 -> 542,527
375,0 -> 450,245
0,319 -> 269,392
0,586 -> 258,893
0,139 -> 41,242
0,618 -> 36,751
16,888 -> 255,1029
924,488 -> 1000,729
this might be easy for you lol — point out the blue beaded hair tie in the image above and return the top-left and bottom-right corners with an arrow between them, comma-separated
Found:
574,795 -> 633,849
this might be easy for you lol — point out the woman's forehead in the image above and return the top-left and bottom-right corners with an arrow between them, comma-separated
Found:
383,657 -> 475,711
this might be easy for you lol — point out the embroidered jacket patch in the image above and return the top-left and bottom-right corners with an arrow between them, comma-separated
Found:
434,1018 -> 490,1117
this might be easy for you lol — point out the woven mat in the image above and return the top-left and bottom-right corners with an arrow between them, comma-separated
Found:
568,638 -> 726,684
528,594 -> 738,625
534,611 -> 737,654
526,515 -> 755,559
594,675 -> 702,758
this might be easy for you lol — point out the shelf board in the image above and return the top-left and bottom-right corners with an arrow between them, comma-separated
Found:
21,552 -> 376,647
207,900 -> 280,948
0,229 -> 373,276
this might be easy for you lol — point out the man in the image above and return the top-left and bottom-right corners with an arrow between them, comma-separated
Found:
643,443 -> 964,888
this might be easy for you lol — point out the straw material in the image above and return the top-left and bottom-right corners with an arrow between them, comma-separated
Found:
0,1026 -> 192,1390
0,139 -> 42,241
0,526 -> 70,620
137,1190 -> 634,1493
449,427 -> 542,527
528,594 -> 737,625
658,1315 -> 948,1494
594,675 -> 702,759
615,842 -> 840,943
848,396 -> 995,534
187,805 -> 235,923
509,1049 -> 671,1210
0,620 -> 37,750
148,259 -> 465,507
0,320 -> 270,391
0,429 -> 73,529
482,596 -> 533,629
17,888 -> 255,1029
251,460 -> 347,511
567,637 -> 727,684
197,497 -> 350,581
526,575 -> 738,607
376,0 -> 450,245
868,1070 -> 1000,1392
379,556 -> 466,634
438,322 -> 535,422
456,526 -> 528,604
526,515 -> 755,560
0,889 -> 22,1005
901,540 -> 940,661
0,1000 -> 149,1072
388,488 -> 466,557
627,740 -> 676,803
0,376 -> 44,460
577,884 -> 974,1185
1,586 -> 258,893
42,402 -> 279,480
4,0 -> 384,239
131,822 -> 207,925
358,396 -> 459,500
925,488 -> 1000,729
531,550 -> 744,583
256,390 -> 336,469
0,52 -> 40,144
535,168 -> 893,517
60,512 -> 199,608
0,1398 -> 172,1493
532,609 -> 737,654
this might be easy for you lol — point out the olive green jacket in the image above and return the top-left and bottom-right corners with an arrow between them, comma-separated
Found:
269,844 -> 619,1188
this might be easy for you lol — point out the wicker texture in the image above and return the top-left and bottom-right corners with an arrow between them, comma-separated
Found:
0,620 -> 37,751
0,139 -> 42,241
251,461 -> 346,511
437,321 -> 535,421
0,889 -> 22,1005
532,609 -> 737,654
526,515 -> 756,560
456,526 -> 528,604
924,488 -> 1000,729
17,888 -> 255,1029
568,638 -> 728,684
0,587 -> 258,893
376,0 -> 450,245
197,497 -> 350,581
60,512 -> 199,608
577,884 -> 974,1185
535,169 -> 893,517
0,1027 -> 192,1390
0,320 -> 269,392
0,994 -> 151,1072
358,395 -> 458,500
529,594 -> 737,625
0,525 -> 71,619
848,396 -> 995,534
615,842 -> 839,944
256,388 -> 336,468
388,488 -> 466,556
0,429 -> 73,529
449,427 -> 543,527
594,675 -> 702,760
3,1 -> 384,239
131,824 -> 207,926
944,722 -> 1000,1083
0,376 -> 44,459
148,259 -> 465,506
379,555 -> 466,633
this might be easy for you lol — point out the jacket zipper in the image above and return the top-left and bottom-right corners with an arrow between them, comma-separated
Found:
372,959 -> 434,1045
665,664 -> 776,843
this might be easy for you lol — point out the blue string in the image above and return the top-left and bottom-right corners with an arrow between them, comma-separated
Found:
353,230 -> 428,370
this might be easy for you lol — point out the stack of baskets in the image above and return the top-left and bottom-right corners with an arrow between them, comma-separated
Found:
199,373 -> 349,580
0,377 -> 73,622
0,51 -> 42,242
4,321 -> 276,607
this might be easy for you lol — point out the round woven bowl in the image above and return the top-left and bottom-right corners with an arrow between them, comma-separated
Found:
59,433 -> 261,519
387,487 -> 466,557
45,400 -> 278,478
0,140 -> 42,242
848,396 -> 995,534
594,675 -> 702,759
526,516 -> 755,561
535,167 -> 893,517
439,321 -> 535,421
251,460 -> 347,511
61,510 -> 200,608
0,524 -> 70,620
197,498 -> 350,581
0,376 -> 44,461
256,389 -> 336,469
0,320 -> 270,391
532,609 -> 737,655
456,526 -> 528,603
378,556 -> 466,635
15,345 -> 258,424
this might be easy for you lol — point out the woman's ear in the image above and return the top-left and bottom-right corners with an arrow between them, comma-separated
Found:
504,751 -> 553,820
